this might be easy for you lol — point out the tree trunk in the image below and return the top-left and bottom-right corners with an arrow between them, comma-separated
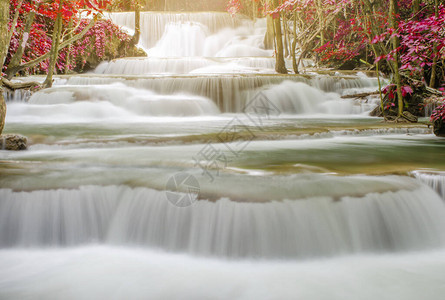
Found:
361,0 -> 395,74
6,0 -> 24,64
252,0 -> 258,20
43,0 -> 64,88
264,16 -> 274,49
272,0 -> 287,74
282,15 -> 289,57
389,0 -> 404,117
64,19 -> 73,74
8,11 -> 36,77
412,0 -> 421,15
429,0 -> 439,88
133,3 -> 141,45
291,13 -> 299,74
316,0 -> 324,45
0,0 -> 9,134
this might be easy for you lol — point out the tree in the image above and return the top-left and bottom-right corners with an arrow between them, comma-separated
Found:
228,0 -> 444,119
430,0 -> 439,88
5,0 -> 108,80
1,0 -> 110,133
0,0 -> 9,134
43,0 -> 65,88
389,0 -> 404,117
271,0 -> 287,74
228,0 -> 288,73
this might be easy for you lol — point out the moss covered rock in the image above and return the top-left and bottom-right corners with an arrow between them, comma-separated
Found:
0,134 -> 28,151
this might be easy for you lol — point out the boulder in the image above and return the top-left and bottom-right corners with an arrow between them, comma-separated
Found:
401,111 -> 418,123
0,134 -> 28,151
433,120 -> 445,137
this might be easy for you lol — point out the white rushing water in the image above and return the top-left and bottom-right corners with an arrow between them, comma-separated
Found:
2,247 -> 445,300
7,80 -> 372,119
49,75 -> 378,113
106,11 -> 243,49
23,83 -> 220,118
1,180 -> 444,258
413,171 -> 445,200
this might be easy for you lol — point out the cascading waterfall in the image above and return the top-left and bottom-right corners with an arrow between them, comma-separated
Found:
146,22 -> 209,57
3,89 -> 32,102
95,57 -> 279,75
1,178 -> 444,258
2,9 -> 445,299
21,83 -> 220,118
59,74 -> 378,113
424,100 -> 443,118
106,12 -> 243,49
95,57 -> 215,75
413,171 -> 445,200
260,81 -> 361,115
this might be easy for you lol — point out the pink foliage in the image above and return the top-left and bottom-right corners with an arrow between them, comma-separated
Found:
398,6 -> 445,77
431,103 -> 445,122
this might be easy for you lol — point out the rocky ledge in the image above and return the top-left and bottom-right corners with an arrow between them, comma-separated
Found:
433,120 -> 445,137
0,134 -> 28,151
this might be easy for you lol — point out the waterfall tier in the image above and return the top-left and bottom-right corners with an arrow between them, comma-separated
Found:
56,74 -> 377,113
1,178 -> 444,259
24,83 -> 220,117
413,171 -> 445,200
94,57 -> 281,75
107,12 -> 244,49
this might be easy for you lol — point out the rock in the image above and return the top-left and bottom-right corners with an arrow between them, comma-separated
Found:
433,120 -> 445,137
0,134 -> 28,151
401,111 -> 418,123
370,105 -> 383,117
369,107 -> 418,123
384,115 -> 398,122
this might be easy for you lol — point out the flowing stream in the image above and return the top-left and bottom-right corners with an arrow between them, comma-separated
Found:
1,11 -> 445,300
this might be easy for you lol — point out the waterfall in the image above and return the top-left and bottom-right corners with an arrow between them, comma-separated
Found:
2,9 -> 445,299
94,57 -> 279,75
260,81 -> 358,115
0,187 -> 119,246
146,22 -> 209,57
106,12 -> 243,49
61,75 -> 378,113
23,84 -> 220,118
424,101 -> 442,118
3,89 -> 32,102
91,11 -> 381,114
1,179 -> 444,259
413,171 -> 445,200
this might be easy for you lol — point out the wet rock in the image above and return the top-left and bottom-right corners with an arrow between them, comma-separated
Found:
370,108 -> 418,123
370,105 -> 382,117
401,111 -> 418,123
433,120 -> 445,137
0,134 -> 28,151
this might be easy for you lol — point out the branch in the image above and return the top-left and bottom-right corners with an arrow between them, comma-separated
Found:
1,78 -> 40,90
6,0 -> 24,49
341,91 -> 380,99
400,73 -> 443,95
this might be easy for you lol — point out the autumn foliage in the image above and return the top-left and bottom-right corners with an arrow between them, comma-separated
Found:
5,0 -> 134,76
228,0 -> 444,90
